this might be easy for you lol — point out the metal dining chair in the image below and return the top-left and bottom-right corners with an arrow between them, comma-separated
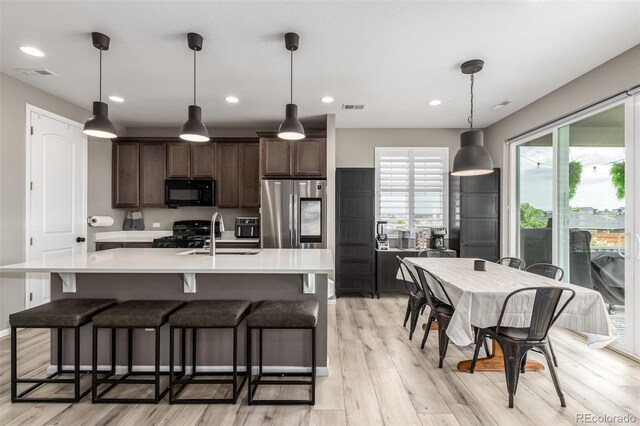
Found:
470,286 -> 575,409
525,263 -> 564,281
411,263 -> 455,367
497,257 -> 526,270
418,250 -> 452,258
524,263 -> 565,366
397,256 -> 428,340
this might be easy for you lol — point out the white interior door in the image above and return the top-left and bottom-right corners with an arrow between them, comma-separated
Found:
27,107 -> 87,308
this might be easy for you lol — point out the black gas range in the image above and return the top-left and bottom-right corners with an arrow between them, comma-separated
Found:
152,220 -> 220,248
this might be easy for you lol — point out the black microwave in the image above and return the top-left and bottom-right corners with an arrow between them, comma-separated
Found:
165,179 -> 215,206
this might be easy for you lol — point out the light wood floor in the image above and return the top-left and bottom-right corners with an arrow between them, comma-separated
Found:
1,295 -> 639,426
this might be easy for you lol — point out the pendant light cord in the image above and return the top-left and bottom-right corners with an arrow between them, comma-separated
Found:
290,50 -> 293,104
193,49 -> 197,105
468,73 -> 474,130
99,49 -> 102,102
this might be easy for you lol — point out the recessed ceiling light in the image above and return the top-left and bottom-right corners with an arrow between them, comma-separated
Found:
428,99 -> 442,106
320,96 -> 334,103
19,46 -> 45,57
108,95 -> 124,103
225,96 -> 239,103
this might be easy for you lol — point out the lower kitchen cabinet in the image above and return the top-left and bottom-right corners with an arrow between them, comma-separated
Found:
95,242 -> 153,251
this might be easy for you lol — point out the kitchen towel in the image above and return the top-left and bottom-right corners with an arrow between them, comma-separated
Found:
123,210 -> 145,230
87,215 -> 114,227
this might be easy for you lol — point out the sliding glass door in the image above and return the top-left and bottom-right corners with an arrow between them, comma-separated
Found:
510,99 -> 637,356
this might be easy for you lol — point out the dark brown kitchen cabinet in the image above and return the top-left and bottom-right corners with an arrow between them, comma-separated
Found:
239,143 -> 260,208
294,138 -> 326,177
139,142 -> 166,207
259,136 -> 327,178
191,143 -> 216,178
215,142 -> 240,208
112,142 -> 140,208
166,142 -> 191,178
260,138 -> 293,177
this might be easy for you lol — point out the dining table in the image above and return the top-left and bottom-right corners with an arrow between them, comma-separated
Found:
398,257 -> 619,372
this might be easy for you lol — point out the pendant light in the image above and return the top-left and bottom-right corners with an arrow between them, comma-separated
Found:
83,32 -> 117,139
179,32 -> 210,142
278,32 -> 305,140
451,59 -> 494,176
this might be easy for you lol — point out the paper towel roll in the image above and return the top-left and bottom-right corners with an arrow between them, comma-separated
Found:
87,216 -> 114,227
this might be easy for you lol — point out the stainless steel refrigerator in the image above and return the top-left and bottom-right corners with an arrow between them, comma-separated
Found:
260,180 -> 327,248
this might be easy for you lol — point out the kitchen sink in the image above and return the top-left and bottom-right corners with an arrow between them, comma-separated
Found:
177,248 -> 262,256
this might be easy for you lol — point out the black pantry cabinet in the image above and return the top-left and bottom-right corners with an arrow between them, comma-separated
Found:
449,168 -> 501,261
335,168 -> 376,297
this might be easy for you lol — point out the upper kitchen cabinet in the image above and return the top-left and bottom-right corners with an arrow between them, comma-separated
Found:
258,132 -> 327,178
112,141 -> 140,208
166,142 -> 191,178
139,142 -> 166,207
293,138 -> 326,177
190,143 -> 216,178
260,138 -> 293,177
215,142 -> 240,208
239,143 -> 260,208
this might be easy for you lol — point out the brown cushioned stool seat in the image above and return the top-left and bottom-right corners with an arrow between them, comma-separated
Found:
167,300 -> 252,405
10,298 -> 117,404
169,300 -> 251,327
92,300 -> 185,328
246,300 -> 319,406
246,300 -> 319,328
10,298 -> 116,328
91,300 -> 185,404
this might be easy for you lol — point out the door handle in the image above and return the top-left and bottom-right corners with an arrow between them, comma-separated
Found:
76,237 -> 86,243
635,233 -> 640,260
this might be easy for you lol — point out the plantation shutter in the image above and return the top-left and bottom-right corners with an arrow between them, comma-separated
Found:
376,147 -> 448,234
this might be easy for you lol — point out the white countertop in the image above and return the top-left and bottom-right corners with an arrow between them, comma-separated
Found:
95,230 -> 259,244
0,248 -> 334,274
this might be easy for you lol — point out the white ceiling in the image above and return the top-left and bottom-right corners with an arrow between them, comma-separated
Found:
1,1 -> 639,129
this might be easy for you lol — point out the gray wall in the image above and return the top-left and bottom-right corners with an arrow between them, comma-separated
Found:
484,44 -> 640,254
0,72 -> 124,331
335,128 -> 467,168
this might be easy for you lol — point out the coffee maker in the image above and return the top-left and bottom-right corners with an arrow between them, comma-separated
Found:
376,221 -> 389,250
430,227 -> 447,250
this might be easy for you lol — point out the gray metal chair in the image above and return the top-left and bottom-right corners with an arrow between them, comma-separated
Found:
419,250 -> 452,258
470,286 -> 575,408
525,263 -> 564,281
524,263 -> 565,366
397,256 -> 428,340
497,257 -> 526,270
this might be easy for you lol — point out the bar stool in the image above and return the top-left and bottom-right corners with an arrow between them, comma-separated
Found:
9,298 -> 116,403
168,300 -> 251,404
91,300 -> 185,404
246,300 -> 318,405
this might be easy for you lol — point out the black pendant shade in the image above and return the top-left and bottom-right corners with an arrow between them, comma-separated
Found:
278,32 -> 305,140
278,104 -> 305,140
180,105 -> 209,142
83,32 -> 117,139
451,59 -> 493,176
84,101 -> 117,139
451,130 -> 494,176
180,32 -> 209,142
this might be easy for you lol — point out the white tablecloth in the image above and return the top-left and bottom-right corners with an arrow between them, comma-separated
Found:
397,258 -> 618,348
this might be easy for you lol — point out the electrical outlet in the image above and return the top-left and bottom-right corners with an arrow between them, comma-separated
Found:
152,222 -> 160,228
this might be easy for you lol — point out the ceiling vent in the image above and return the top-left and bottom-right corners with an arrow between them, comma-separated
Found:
342,104 -> 365,110
16,68 -> 57,76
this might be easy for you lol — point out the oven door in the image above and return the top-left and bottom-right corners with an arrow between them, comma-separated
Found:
165,180 -> 215,206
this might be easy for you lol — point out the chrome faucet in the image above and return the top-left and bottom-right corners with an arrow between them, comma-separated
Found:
209,210 -> 225,256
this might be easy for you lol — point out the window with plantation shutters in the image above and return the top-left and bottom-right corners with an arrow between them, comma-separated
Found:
375,147 -> 448,235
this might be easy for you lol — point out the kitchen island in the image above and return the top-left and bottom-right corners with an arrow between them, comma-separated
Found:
1,248 -> 334,375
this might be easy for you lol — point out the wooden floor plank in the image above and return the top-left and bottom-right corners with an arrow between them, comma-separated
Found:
369,368 -> 422,425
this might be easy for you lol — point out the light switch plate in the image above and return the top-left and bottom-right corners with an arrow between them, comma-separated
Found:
152,222 -> 160,228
